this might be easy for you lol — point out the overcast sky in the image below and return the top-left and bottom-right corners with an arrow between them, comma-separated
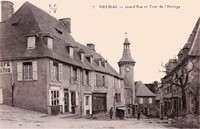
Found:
1,0 -> 199,83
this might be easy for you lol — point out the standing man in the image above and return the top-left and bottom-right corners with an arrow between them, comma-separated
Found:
109,107 -> 113,119
137,109 -> 140,120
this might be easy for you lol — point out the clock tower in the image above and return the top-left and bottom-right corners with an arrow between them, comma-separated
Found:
118,36 -> 136,117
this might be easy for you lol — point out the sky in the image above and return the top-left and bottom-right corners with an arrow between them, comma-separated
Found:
0,0 -> 199,83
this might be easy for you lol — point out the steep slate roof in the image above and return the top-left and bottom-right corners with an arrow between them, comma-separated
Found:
0,2 -> 122,78
118,38 -> 135,63
163,17 -> 199,79
189,17 -> 200,56
135,81 -> 156,97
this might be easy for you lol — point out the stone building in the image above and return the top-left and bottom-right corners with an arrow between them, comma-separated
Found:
0,1 -> 125,116
158,18 -> 200,117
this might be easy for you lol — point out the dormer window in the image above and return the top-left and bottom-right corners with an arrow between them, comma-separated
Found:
47,37 -> 53,50
102,60 -> 107,68
95,58 -> 101,66
69,47 -> 73,58
86,55 -> 93,63
99,60 -> 101,66
27,36 -> 36,49
79,49 -> 85,62
66,43 -> 74,58
44,33 -> 54,50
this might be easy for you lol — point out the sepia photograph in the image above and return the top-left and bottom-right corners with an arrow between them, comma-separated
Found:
0,0 -> 199,128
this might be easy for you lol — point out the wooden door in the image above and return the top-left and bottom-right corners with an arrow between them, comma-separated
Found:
64,89 -> 69,112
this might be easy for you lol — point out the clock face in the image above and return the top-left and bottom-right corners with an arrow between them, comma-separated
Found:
125,67 -> 130,72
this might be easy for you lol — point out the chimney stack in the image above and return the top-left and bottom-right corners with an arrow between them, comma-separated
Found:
1,1 -> 14,22
86,43 -> 95,51
59,18 -> 71,33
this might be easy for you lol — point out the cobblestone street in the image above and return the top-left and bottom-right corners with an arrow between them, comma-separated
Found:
0,105 -> 174,128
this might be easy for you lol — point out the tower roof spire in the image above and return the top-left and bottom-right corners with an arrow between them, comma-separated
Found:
124,32 -> 130,44
118,34 -> 135,66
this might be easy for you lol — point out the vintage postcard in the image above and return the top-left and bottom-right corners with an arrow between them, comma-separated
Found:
0,0 -> 199,128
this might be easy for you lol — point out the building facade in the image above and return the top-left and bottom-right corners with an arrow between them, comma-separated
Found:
158,18 -> 200,117
0,1 -> 125,116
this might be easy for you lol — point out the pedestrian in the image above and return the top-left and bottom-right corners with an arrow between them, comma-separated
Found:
137,110 -> 140,120
109,107 -> 113,119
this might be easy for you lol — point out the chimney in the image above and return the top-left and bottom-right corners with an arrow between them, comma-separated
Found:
59,18 -> 71,33
86,43 -> 95,51
1,1 -> 14,22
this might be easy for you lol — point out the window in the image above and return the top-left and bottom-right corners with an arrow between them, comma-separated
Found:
0,61 -> 12,74
50,61 -> 63,82
86,71 -> 89,85
148,98 -> 153,104
115,93 -> 121,103
69,47 -> 73,58
86,96 -> 89,106
73,67 -> 78,80
53,62 -> 59,81
86,56 -> 93,63
70,66 -> 80,84
17,61 -> 38,81
80,52 -> 84,62
55,27 -> 63,34
47,37 -> 53,50
23,62 -> 33,80
96,74 -> 101,86
83,70 -> 91,86
27,36 -> 36,49
139,98 -> 143,104
51,90 -> 59,105
102,76 -> 105,87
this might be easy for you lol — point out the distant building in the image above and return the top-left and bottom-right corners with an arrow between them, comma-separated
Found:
145,81 -> 158,94
135,81 -> 156,117
0,1 -> 125,116
158,18 -> 200,117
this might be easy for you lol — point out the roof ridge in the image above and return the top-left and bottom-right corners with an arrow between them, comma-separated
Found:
24,2 -> 42,33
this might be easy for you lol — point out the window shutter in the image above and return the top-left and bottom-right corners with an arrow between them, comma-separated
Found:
59,63 -> 63,82
118,79 -> 121,89
17,62 -> 23,81
83,70 -> 86,85
89,95 -> 92,114
49,90 -> 52,105
76,92 -> 79,106
32,61 -> 38,80
70,66 -> 73,83
89,71 -> 92,86
77,69 -> 80,84
94,73 -> 96,86
69,92 -> 72,112
105,76 -> 108,88
50,61 -> 53,81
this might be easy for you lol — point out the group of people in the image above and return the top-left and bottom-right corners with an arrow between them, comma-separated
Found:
109,107 -> 141,120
